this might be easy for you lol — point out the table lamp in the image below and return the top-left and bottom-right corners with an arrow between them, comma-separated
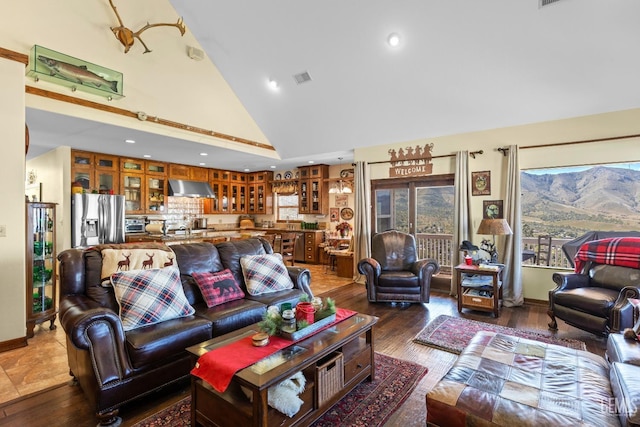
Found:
476,218 -> 513,263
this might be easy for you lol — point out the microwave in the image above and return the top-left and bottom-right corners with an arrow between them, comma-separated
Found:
124,218 -> 146,233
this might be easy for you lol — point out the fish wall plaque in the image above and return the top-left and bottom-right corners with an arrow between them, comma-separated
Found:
26,45 -> 124,100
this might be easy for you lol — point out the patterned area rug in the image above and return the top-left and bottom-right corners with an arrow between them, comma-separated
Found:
413,314 -> 587,354
132,352 -> 427,427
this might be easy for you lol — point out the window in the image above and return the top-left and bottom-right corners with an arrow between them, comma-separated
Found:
521,162 -> 640,268
521,162 -> 640,239
276,194 -> 300,222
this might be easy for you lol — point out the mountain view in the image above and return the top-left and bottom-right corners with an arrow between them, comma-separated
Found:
521,165 -> 640,239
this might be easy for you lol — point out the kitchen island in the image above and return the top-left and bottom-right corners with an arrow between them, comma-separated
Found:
125,229 -> 267,245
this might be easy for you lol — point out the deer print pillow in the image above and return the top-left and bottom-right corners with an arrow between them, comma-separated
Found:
101,248 -> 178,285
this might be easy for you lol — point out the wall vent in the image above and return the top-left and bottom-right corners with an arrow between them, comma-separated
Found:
539,0 -> 563,7
293,71 -> 312,85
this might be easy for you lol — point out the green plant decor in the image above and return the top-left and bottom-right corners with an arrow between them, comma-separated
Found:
315,297 -> 337,321
297,320 -> 310,330
258,311 -> 282,336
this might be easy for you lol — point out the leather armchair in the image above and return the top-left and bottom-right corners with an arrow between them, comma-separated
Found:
548,264 -> 640,336
357,230 -> 439,304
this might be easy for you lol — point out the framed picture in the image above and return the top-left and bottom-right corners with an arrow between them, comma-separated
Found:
471,171 -> 491,196
483,200 -> 503,219
335,194 -> 349,207
26,182 -> 42,202
330,207 -> 339,222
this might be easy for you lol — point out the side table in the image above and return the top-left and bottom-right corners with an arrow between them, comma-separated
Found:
455,263 -> 504,317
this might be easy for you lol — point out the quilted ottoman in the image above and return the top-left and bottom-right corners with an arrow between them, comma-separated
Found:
426,331 -> 620,426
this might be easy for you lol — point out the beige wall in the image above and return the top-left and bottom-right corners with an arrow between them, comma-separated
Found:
355,109 -> 640,301
0,57 -> 27,343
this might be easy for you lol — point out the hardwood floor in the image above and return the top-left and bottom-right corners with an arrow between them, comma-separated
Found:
0,267 -> 609,427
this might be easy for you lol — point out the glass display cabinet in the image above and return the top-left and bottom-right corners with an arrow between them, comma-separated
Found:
26,202 -> 57,338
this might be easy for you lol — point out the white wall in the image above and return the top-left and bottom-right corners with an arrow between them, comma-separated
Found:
0,57 -> 27,343
26,146 -> 72,251
355,109 -> 640,301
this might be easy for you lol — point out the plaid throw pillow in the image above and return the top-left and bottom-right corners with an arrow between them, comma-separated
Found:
111,267 -> 195,331
240,253 -> 294,296
192,269 -> 245,308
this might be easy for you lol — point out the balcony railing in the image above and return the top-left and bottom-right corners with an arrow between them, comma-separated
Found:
415,233 -> 573,273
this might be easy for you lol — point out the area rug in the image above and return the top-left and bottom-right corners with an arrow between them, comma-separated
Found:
132,352 -> 427,427
413,314 -> 587,354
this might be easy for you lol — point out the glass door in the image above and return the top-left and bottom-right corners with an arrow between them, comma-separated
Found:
372,175 -> 454,271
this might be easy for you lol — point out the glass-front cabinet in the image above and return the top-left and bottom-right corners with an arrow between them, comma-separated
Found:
298,165 -> 328,214
26,202 -> 57,338
71,150 -> 119,194
145,161 -> 167,212
122,173 -> 144,213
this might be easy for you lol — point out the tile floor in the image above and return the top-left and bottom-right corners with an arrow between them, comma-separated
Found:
0,263 -> 354,405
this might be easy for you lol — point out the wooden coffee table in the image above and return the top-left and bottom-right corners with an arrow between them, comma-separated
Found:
187,312 -> 377,427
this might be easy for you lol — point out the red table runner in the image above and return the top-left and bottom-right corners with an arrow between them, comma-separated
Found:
191,308 -> 357,392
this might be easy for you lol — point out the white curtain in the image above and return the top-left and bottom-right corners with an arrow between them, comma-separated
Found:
503,145 -> 524,306
353,161 -> 371,283
451,151 -> 472,295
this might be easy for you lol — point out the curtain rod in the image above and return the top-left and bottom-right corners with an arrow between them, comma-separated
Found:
499,132 -> 640,155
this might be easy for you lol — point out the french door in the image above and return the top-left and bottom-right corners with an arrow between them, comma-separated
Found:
371,175 -> 455,235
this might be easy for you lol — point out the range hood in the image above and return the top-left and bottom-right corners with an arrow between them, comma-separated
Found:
168,180 -> 215,198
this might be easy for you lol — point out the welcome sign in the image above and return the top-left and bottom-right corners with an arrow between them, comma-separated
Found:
388,143 -> 434,177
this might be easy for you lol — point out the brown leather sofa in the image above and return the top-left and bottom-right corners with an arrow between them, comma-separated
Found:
357,230 -> 439,304
58,238 -> 312,426
548,263 -> 640,336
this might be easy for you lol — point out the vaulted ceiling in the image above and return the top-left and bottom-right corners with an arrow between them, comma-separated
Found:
21,0 -> 640,171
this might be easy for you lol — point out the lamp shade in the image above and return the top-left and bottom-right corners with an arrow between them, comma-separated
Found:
476,218 -> 512,236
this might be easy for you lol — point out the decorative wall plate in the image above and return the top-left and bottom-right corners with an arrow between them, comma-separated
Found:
340,207 -> 354,220
284,171 -> 293,179
275,173 -> 282,180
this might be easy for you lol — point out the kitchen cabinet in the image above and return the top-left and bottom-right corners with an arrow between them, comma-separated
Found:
248,171 -> 273,214
122,173 -> 145,213
120,158 -> 145,173
145,161 -> 167,212
71,150 -> 119,194
169,164 -> 209,181
305,231 -> 324,263
190,166 -> 209,182
299,165 -> 329,214
26,202 -> 57,338
230,182 -> 246,213
168,163 -> 190,180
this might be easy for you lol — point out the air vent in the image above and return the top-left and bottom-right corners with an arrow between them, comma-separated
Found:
539,0 -> 563,7
293,71 -> 312,85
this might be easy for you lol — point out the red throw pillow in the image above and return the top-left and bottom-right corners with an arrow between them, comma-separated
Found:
192,269 -> 245,308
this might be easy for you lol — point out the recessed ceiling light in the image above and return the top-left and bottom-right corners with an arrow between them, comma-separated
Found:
270,165 -> 277,169
308,160 -> 315,164
199,162 -> 206,166
143,154 -> 151,158
125,139 -> 135,144
387,33 -> 401,47
200,152 -> 208,156
268,78 -> 279,90
244,168 -> 250,172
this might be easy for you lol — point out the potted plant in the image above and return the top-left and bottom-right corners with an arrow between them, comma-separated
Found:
336,221 -> 352,238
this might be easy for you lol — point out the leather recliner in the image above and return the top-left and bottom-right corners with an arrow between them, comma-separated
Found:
357,230 -> 439,304
548,263 -> 640,336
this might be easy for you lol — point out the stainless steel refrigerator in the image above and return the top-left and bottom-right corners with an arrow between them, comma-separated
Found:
72,193 -> 126,247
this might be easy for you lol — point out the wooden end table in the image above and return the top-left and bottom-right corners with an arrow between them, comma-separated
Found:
455,263 -> 504,317
187,313 -> 378,427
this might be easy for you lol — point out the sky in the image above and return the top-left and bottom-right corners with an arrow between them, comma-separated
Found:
524,162 -> 640,175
